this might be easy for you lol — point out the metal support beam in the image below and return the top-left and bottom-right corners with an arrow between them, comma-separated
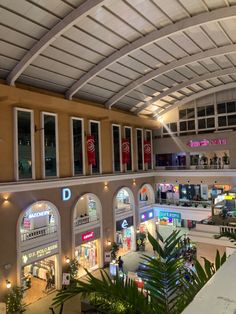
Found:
6,0 -> 105,86
135,66 -> 236,114
65,5 -> 236,100
151,82 -> 236,118
105,44 -> 236,108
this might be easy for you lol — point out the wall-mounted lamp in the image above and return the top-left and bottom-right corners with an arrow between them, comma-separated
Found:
136,230 -> 140,234
104,182 -> 109,191
6,280 -> 11,289
107,240 -> 111,246
65,256 -> 70,264
132,179 -> 136,186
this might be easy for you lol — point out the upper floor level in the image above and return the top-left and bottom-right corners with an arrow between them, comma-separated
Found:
0,83 -> 158,183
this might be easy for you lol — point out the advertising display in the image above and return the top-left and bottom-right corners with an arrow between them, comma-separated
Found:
140,209 -> 154,222
116,216 -> 133,231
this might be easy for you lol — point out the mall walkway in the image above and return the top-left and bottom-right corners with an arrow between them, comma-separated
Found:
25,226 -> 189,314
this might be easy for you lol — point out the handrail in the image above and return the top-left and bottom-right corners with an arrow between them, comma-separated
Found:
74,215 -> 99,227
21,224 -> 57,242
155,198 -> 211,208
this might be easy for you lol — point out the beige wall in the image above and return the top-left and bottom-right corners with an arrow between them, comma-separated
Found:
0,176 -> 155,299
0,83 -> 159,182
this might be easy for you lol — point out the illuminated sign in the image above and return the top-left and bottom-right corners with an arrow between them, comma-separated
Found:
82,231 -> 94,241
62,188 -> 71,201
187,138 -> 227,148
159,211 -> 181,220
224,195 -> 235,200
140,209 -> 154,222
22,242 -> 58,265
116,216 -> 133,231
28,211 -> 49,219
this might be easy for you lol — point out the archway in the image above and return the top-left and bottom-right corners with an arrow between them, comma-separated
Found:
139,183 -> 155,206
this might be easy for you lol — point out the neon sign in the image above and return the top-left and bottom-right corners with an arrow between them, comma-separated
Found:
82,231 -> 94,241
187,138 -> 227,147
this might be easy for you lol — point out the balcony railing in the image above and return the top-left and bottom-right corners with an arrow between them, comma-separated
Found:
155,198 -> 212,208
74,215 -> 99,227
156,165 -> 230,170
21,225 -> 57,242
115,204 -> 133,214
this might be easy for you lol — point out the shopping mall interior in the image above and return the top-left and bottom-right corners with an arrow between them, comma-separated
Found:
1,0 -> 236,313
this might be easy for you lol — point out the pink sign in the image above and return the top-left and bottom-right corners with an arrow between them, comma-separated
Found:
82,231 -> 94,241
187,138 -> 227,147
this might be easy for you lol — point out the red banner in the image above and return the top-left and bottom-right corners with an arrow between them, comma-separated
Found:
144,140 -> 151,163
87,135 -> 96,165
122,138 -> 130,164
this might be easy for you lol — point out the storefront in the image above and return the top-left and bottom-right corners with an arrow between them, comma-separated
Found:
156,183 -> 179,204
158,211 -> 182,227
17,201 -> 61,305
74,228 -> 101,277
139,184 -> 155,206
73,193 -> 103,277
116,216 -> 135,255
137,209 -> 157,249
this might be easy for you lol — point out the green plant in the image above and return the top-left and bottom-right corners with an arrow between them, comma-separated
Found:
68,258 -> 79,280
110,242 -> 119,260
6,286 -> 25,314
52,231 -> 226,314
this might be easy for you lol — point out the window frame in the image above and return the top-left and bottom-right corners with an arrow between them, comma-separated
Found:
136,128 -> 144,171
89,120 -> 102,175
41,112 -> 59,179
111,124 -> 122,173
14,107 -> 35,181
71,117 -> 85,176
124,126 -> 133,171
145,129 -> 153,170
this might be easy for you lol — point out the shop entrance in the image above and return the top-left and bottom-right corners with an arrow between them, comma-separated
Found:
116,226 -> 134,255
75,239 -> 99,277
22,254 -> 58,305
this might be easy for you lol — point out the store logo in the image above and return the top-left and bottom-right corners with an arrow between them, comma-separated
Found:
28,211 -> 49,219
187,138 -> 227,147
82,231 -> 94,241
121,219 -> 129,229
62,188 -> 71,201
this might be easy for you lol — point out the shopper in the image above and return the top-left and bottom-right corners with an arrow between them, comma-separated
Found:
118,256 -> 124,273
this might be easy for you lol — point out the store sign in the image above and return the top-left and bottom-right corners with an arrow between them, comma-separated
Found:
187,138 -> 227,148
62,188 -> 71,201
28,210 -> 49,219
62,273 -> 70,286
104,251 -> 112,263
21,242 -> 58,265
159,211 -> 181,220
116,216 -> 133,231
224,195 -> 235,200
82,231 -> 94,241
140,209 -> 154,222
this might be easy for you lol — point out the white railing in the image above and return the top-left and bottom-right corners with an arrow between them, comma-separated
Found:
220,225 -> 236,234
115,204 -> 133,214
156,198 -> 211,208
21,225 -> 57,242
74,215 -> 99,227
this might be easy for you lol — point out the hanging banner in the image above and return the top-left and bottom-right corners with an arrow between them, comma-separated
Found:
144,140 -> 151,163
87,135 -> 96,165
122,138 -> 130,164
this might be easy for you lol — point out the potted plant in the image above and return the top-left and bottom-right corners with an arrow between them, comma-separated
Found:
6,286 -> 25,314
136,232 -> 146,251
110,242 -> 119,260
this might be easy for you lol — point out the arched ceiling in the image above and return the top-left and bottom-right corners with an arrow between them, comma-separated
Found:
1,0 -> 236,118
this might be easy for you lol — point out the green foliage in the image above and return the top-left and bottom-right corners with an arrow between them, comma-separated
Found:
52,231 -> 226,314
68,258 -> 79,280
6,286 -> 25,314
111,242 -> 119,260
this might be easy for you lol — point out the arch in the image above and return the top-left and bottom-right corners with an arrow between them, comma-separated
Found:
105,44 -> 236,108
16,200 -> 61,292
6,0 -> 105,85
152,82 -> 236,118
138,183 -> 155,206
135,66 -> 236,114
73,193 -> 102,223
65,6 -> 236,99
113,187 -> 135,216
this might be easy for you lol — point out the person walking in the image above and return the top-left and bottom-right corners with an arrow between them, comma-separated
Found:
118,256 -> 124,273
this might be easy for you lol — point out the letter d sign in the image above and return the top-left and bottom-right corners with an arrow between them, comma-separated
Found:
62,188 -> 71,201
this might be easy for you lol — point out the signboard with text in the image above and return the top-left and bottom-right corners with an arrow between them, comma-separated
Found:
159,211 -> 181,220
116,216 -> 133,231
187,138 -> 227,148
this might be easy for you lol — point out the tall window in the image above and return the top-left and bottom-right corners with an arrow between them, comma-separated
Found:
89,120 -> 101,174
145,130 -> 153,170
136,129 -> 144,171
42,113 -> 58,178
112,124 -> 121,172
71,117 -> 84,175
15,108 -> 34,180
124,126 -> 133,171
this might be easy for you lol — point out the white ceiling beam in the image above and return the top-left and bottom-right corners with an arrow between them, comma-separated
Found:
6,0 -> 105,86
105,44 -> 236,108
65,5 -> 236,100
135,66 -> 236,114
151,82 -> 236,118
